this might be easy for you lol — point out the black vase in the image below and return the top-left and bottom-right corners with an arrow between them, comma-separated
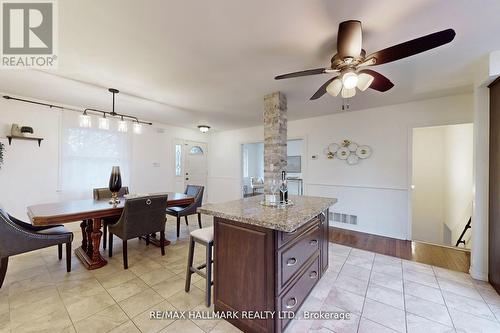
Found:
108,166 -> 122,193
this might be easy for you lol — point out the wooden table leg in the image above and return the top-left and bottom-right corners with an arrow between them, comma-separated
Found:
80,220 -> 88,251
76,218 -> 107,270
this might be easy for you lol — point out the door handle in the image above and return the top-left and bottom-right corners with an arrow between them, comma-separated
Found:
309,239 -> 318,246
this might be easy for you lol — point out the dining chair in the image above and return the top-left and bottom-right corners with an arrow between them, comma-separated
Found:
108,194 -> 168,269
166,185 -> 204,238
93,187 -> 129,249
0,207 -> 73,288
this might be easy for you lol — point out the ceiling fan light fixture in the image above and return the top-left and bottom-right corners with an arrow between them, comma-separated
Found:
342,71 -> 358,90
326,79 -> 342,97
341,87 -> 356,98
357,73 -> 374,91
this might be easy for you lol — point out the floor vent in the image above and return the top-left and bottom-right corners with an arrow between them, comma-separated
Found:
330,212 -> 358,225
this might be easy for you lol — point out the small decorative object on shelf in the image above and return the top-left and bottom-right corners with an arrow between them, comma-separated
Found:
323,139 -> 372,165
11,124 -> 22,136
0,141 -> 5,169
20,126 -> 34,136
108,166 -> 122,205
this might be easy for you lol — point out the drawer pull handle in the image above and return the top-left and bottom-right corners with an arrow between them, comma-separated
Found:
286,297 -> 297,309
288,229 -> 297,234
309,239 -> 318,246
319,212 -> 326,223
309,271 -> 318,279
287,258 -> 297,266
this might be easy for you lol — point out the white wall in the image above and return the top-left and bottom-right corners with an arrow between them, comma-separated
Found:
0,96 -> 207,220
208,94 -> 473,239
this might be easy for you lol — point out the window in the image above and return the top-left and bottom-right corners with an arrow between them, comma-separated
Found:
175,144 -> 182,176
243,146 -> 249,178
189,146 -> 203,155
60,111 -> 131,200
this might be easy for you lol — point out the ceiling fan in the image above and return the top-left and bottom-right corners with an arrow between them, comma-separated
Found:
275,20 -> 455,100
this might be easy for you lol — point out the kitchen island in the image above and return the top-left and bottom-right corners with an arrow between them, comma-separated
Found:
198,195 -> 336,333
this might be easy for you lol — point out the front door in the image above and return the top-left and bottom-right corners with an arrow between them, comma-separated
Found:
184,140 -> 208,202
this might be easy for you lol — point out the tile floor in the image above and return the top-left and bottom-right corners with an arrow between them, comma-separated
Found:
0,215 -> 499,333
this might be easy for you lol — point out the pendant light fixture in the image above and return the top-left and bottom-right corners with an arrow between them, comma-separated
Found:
133,121 -> 142,134
98,114 -> 110,130
117,116 -> 128,132
79,110 -> 91,128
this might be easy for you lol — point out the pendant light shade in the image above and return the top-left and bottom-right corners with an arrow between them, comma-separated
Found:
117,117 -> 128,132
357,73 -> 374,91
79,112 -> 91,128
98,116 -> 110,130
326,79 -> 342,97
133,122 -> 142,134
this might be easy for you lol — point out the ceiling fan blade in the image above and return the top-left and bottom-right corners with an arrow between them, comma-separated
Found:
358,69 -> 394,92
310,77 -> 337,100
365,28 -> 455,66
337,20 -> 362,59
275,68 -> 328,80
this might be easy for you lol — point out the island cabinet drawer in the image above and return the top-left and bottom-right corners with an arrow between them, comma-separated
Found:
277,254 -> 320,332
278,224 -> 320,290
278,216 -> 319,248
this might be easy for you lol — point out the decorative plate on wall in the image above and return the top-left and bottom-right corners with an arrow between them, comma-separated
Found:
328,143 -> 340,153
336,147 -> 350,160
356,145 -> 372,159
323,139 -> 372,165
347,154 -> 359,165
348,142 -> 358,152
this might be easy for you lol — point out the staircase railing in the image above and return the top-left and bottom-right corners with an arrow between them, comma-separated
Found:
455,217 -> 471,247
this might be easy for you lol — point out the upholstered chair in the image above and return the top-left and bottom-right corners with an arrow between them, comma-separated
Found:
93,187 -> 129,249
108,194 -> 168,269
166,185 -> 204,238
0,208 -> 73,288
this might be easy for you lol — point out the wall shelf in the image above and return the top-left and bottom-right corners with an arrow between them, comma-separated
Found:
7,135 -> 44,147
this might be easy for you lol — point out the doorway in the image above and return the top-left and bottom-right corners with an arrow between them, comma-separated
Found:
411,123 -> 473,249
240,139 -> 305,198
174,140 -> 208,201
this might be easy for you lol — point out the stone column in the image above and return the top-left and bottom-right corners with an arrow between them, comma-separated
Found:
263,91 -> 287,194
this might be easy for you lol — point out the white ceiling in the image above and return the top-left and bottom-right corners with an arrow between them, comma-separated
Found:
0,0 -> 499,131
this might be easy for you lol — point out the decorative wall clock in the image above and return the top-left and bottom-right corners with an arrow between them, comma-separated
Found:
324,139 -> 372,165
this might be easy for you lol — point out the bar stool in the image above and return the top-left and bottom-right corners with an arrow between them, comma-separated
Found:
185,226 -> 214,306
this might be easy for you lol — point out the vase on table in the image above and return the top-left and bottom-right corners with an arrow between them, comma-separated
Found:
108,166 -> 122,205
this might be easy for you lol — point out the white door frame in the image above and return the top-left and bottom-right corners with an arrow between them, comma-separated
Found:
238,136 -> 308,198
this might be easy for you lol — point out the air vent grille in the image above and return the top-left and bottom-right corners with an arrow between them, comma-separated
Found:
330,212 -> 358,225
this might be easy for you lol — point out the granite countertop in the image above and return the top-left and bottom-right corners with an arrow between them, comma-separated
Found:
198,195 -> 337,232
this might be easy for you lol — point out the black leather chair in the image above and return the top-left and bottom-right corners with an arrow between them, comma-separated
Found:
166,185 -> 204,238
108,194 -> 168,269
0,207 -> 73,288
93,187 -> 129,249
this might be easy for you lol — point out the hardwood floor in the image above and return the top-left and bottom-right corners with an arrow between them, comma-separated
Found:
329,227 -> 471,273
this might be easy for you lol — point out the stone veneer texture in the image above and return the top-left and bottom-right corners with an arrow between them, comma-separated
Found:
263,91 -> 287,194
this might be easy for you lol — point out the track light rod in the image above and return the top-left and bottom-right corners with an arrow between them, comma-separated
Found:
2,95 -> 153,125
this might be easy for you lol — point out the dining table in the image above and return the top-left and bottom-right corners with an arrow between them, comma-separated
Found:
27,192 -> 194,270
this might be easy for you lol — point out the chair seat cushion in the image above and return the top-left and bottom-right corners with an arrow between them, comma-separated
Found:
166,206 -> 185,214
190,226 -> 214,243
